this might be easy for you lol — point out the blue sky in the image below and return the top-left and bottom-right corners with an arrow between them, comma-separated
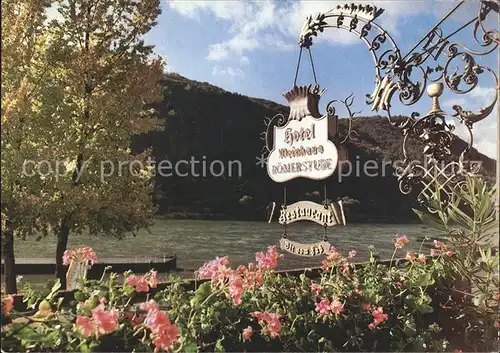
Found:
144,0 -> 498,159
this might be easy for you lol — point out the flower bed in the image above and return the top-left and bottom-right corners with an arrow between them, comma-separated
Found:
2,235 -> 498,352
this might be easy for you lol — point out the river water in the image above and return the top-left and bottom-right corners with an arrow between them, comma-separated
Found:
12,220 -> 437,272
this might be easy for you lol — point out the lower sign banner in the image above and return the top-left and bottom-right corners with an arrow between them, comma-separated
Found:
278,200 -> 346,226
279,238 -> 332,257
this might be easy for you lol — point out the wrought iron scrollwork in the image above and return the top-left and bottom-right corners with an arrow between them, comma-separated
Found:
325,93 -> 361,144
294,0 -> 498,212
261,114 -> 287,154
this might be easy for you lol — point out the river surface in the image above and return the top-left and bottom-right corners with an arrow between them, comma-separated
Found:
11,220 -> 437,272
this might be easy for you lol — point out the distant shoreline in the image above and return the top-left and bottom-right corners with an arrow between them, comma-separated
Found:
156,212 -> 420,224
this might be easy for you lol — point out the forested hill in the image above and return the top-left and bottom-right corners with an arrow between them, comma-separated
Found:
132,72 -> 497,222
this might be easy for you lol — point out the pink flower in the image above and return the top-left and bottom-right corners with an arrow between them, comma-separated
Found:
315,299 -> 331,316
139,299 -> 159,312
91,305 -> 119,334
266,313 -> 281,338
352,289 -> 362,296
417,254 -> 426,264
430,249 -> 437,256
229,274 -> 243,305
372,307 -> 389,326
396,281 -> 402,287
311,283 -> 322,296
145,270 -> 158,288
445,251 -> 453,257
321,249 -> 341,270
251,311 -> 281,338
433,240 -> 445,249
363,303 -> 371,311
238,263 -> 264,290
330,297 -> 344,314
143,300 -> 180,351
2,295 -> 14,316
197,256 -> 231,282
63,246 -> 98,266
150,319 -> 180,352
74,315 -> 97,337
125,312 -> 143,328
243,326 -> 253,341
340,259 -> 351,276
393,234 -> 409,249
127,275 -> 150,292
494,321 -> 500,328
368,323 -> 375,329
405,251 -> 415,261
348,249 -> 357,258
255,245 -> 283,270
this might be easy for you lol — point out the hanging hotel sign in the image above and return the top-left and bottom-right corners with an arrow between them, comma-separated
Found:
279,200 -> 346,227
263,85 -> 348,258
266,85 -> 339,183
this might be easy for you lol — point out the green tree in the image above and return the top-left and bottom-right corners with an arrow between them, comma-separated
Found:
41,0 -> 164,287
1,0 -> 56,293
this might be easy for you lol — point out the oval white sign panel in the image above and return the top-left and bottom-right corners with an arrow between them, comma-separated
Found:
267,115 -> 338,182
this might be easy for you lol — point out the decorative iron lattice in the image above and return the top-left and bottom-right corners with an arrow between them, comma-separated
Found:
293,0 -> 499,212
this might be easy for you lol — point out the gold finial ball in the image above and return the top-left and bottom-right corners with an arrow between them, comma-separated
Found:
426,83 -> 444,98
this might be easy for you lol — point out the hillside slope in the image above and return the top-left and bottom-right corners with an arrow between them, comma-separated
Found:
132,73 -> 496,222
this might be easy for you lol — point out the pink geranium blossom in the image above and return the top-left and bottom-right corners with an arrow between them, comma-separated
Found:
196,256 -> 232,284
251,311 -> 281,338
74,315 -> 97,337
74,300 -> 118,337
417,254 -> 426,264
237,263 -> 263,290
255,245 -> 283,270
348,249 -> 357,258
392,234 -> 409,249
433,240 -> 446,249
91,304 -> 119,334
311,283 -> 322,296
142,299 -> 180,351
2,295 -> 14,316
63,246 -> 98,266
229,273 -> 244,305
372,307 -> 389,326
321,248 -> 341,270
243,326 -> 253,341
315,299 -> 331,316
126,270 -> 159,293
445,251 -> 453,257
330,297 -> 344,314
363,303 -> 371,311
127,275 -> 150,292
406,251 -> 415,261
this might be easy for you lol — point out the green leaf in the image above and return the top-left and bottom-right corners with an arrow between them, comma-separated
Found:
46,279 -> 61,301
215,337 -> 225,352
184,342 -> 198,353
473,294 -> 486,306
414,273 -> 435,287
412,208 -> 447,231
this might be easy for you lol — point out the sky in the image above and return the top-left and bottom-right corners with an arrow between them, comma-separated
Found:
45,1 -> 498,159
141,0 -> 499,160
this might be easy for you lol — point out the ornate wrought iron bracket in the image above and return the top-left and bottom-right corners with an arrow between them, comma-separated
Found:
294,0 -> 499,212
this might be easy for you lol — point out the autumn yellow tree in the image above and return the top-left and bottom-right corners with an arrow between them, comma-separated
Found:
1,0 -> 56,293
41,0 -> 165,287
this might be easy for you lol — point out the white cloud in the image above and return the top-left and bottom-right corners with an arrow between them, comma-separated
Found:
212,66 -> 245,79
442,86 -> 498,159
240,56 -> 250,65
168,0 -> 432,64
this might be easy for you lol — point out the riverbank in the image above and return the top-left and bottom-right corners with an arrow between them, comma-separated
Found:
157,212 -> 421,224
